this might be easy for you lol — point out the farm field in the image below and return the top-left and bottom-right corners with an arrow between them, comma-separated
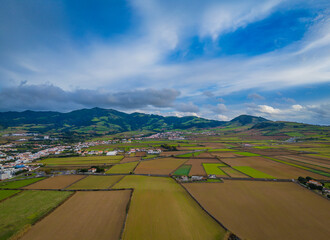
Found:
0,190 -> 20,201
277,155 -> 330,169
120,156 -> 140,163
0,190 -> 72,240
184,181 -> 330,240
24,175 -> 85,190
67,175 -> 123,189
203,163 -> 228,177
20,190 -> 131,240
134,158 -> 187,175
233,166 -> 274,178
221,156 -> 329,179
106,161 -> 138,174
0,178 -> 45,189
159,151 -> 189,157
195,152 -> 214,158
172,164 -> 191,176
38,155 -> 123,166
186,158 -> 220,176
210,152 -> 241,158
220,167 -> 247,178
113,175 -> 226,240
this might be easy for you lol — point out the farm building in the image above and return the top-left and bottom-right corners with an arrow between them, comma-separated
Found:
106,151 -> 118,156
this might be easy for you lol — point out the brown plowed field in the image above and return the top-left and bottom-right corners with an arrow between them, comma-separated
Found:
210,152 -> 241,158
20,190 -> 131,240
135,152 -> 146,157
121,157 -> 141,163
278,155 -> 330,169
185,158 -> 221,176
196,152 -> 214,158
184,181 -> 330,240
23,175 -> 85,189
134,158 -> 187,175
221,156 -> 329,179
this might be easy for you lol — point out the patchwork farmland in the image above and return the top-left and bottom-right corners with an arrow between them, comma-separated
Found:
1,127 -> 330,240
184,181 -> 330,240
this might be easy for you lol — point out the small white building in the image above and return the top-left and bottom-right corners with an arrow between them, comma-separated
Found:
106,151 -> 118,156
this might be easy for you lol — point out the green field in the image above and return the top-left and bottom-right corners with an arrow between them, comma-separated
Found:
208,149 -> 235,152
142,154 -> 158,160
0,178 -> 45,189
0,190 -> 20,201
67,175 -> 123,189
105,162 -> 138,174
235,152 -> 260,157
233,166 -> 275,178
0,190 -> 72,240
172,165 -> 191,176
39,155 -> 123,165
203,163 -> 227,176
176,151 -> 204,158
113,176 -> 226,240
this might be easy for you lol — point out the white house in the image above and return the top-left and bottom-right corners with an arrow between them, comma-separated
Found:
106,151 -> 118,156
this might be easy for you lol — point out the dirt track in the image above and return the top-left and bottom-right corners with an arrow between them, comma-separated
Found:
20,190 -> 131,240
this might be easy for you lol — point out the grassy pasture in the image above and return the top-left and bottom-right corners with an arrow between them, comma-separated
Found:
105,162 -> 138,174
39,155 -> 123,166
208,149 -> 235,152
172,165 -> 191,176
113,176 -> 226,240
134,158 -> 187,175
0,178 -> 45,189
0,190 -> 72,240
235,152 -> 260,157
233,166 -> 275,179
67,175 -> 123,189
220,167 -> 247,178
203,163 -> 227,176
20,191 -> 131,240
24,175 -> 85,190
186,158 -> 220,176
142,154 -> 157,159
184,181 -> 330,240
0,190 -> 20,201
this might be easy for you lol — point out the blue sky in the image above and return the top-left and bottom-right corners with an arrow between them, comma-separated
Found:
0,0 -> 329,124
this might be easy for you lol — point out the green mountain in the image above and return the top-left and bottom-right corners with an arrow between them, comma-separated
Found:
229,115 -> 269,126
0,108 -> 225,135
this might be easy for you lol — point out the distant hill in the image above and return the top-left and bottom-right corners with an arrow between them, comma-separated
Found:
0,108 -> 225,135
229,115 -> 268,126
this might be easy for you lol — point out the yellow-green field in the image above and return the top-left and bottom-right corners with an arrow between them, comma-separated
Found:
105,162 -> 138,174
67,175 -> 123,189
38,155 -> 123,166
113,175 -> 226,240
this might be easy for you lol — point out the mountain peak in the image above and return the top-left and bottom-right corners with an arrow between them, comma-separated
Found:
230,115 -> 269,125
